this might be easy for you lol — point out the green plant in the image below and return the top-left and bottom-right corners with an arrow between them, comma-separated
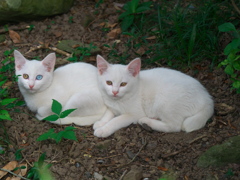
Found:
36,99 -> 77,143
27,153 -> 54,180
119,0 -> 152,32
218,22 -> 240,93
67,42 -> 97,62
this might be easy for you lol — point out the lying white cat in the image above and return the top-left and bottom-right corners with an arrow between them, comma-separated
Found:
14,50 -> 106,126
93,55 -> 214,137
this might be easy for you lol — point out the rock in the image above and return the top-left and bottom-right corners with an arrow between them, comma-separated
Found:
197,135 -> 240,167
0,0 -> 74,24
94,172 -> 103,180
123,166 -> 143,180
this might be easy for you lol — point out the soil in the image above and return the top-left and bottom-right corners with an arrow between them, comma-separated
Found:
0,0 -> 240,180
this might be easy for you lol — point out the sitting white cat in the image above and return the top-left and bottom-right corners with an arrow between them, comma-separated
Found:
14,50 -> 106,126
93,55 -> 214,137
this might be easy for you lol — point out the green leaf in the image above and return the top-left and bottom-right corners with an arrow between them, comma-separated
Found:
37,129 -> 55,142
42,114 -> 59,121
136,2 -> 152,13
15,149 -> 23,161
51,99 -> 62,115
224,65 -> 234,75
62,130 -> 77,141
0,110 -> 12,120
60,108 -> 76,118
119,11 -> 130,20
224,39 -> 240,55
218,23 -> 237,32
233,80 -> 240,89
0,98 -> 17,106
233,60 -> 240,70
121,14 -> 134,32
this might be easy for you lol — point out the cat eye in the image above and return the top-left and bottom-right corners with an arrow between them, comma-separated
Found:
23,74 -> 29,79
106,81 -> 112,85
120,82 -> 127,87
36,75 -> 43,80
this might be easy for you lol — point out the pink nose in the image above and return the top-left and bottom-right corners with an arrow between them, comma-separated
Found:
29,85 -> 34,89
112,91 -> 118,96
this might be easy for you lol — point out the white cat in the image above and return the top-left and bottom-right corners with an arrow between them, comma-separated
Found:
14,50 -> 106,126
93,55 -> 214,137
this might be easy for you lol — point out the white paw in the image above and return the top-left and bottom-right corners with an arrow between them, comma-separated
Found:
93,121 -> 107,130
138,117 -> 150,125
94,127 -> 113,138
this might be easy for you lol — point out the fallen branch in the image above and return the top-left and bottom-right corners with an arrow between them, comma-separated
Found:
25,44 -> 71,57
231,0 -> 240,16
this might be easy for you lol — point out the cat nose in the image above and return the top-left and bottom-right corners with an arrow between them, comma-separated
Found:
112,91 -> 118,96
29,85 -> 34,89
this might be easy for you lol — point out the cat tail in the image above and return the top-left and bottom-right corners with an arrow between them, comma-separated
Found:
51,114 -> 104,126
182,103 -> 214,132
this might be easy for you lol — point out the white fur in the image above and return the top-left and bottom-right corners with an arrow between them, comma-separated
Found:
14,50 -> 106,126
93,55 -> 214,137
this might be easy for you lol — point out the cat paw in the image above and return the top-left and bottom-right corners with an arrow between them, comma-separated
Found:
93,121 -> 107,130
94,127 -> 113,138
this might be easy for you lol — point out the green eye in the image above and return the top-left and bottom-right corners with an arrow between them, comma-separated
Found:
106,81 -> 112,85
23,74 -> 29,79
120,82 -> 127,87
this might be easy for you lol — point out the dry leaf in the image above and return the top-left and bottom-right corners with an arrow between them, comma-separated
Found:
146,36 -> 156,40
0,161 -> 18,178
2,81 -> 12,89
107,28 -> 121,39
136,47 -> 146,55
12,163 -> 27,180
53,31 -> 63,38
9,30 -> 21,43
108,23 -> 118,28
157,166 -> 168,171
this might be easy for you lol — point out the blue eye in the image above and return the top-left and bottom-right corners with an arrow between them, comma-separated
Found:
36,75 -> 43,80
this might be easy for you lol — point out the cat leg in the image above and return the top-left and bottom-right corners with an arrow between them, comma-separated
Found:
138,117 -> 181,132
94,114 -> 138,138
56,92 -> 107,126
93,108 -> 114,130
182,106 -> 213,132
52,115 -> 105,126
36,106 -> 52,120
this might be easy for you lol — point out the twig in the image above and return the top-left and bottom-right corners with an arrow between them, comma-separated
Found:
0,25 -> 32,34
231,0 -> 240,16
119,169 -> 128,180
162,148 -> 186,158
0,168 -> 30,180
189,134 -> 207,144
114,137 -> 147,169
25,44 -> 71,57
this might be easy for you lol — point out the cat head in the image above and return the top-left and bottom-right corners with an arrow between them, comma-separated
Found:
14,50 -> 56,93
97,55 -> 141,99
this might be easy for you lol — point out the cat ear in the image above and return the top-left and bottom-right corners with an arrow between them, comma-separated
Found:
127,58 -> 141,77
97,55 -> 109,75
42,53 -> 56,72
14,50 -> 27,70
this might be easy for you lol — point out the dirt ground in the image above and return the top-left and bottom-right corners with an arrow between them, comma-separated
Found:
0,0 -> 240,179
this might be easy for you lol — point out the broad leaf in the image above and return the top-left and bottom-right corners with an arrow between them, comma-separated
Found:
224,39 -> 240,55
60,108 -> 76,118
121,15 -> 134,32
218,22 -> 237,32
0,98 -> 17,106
37,129 -> 55,142
42,114 -> 59,121
0,110 -> 12,120
233,60 -> 240,70
224,65 -> 234,75
51,99 -> 62,115
62,130 -> 77,141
